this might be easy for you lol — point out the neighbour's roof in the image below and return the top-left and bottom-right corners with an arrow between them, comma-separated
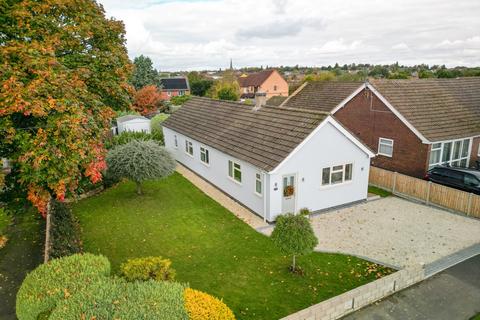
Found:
237,70 -> 275,87
369,78 -> 480,141
159,77 -> 189,90
117,115 -> 149,124
282,81 -> 363,112
162,96 -> 328,171
267,95 -> 288,106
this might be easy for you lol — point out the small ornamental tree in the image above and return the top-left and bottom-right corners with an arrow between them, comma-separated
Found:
133,85 -> 163,116
106,140 -> 176,195
270,213 -> 318,272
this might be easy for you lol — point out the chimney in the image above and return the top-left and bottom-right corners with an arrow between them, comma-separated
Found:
253,92 -> 267,110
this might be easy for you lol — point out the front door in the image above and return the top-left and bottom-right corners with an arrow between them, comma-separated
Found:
282,174 -> 296,214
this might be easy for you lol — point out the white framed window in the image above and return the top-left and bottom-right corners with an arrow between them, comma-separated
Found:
174,135 -> 178,148
228,160 -> 242,183
378,138 -> 394,157
255,173 -> 262,196
167,91 -> 172,97
428,138 -> 471,169
200,146 -> 209,165
321,163 -> 353,186
179,90 -> 185,96
185,140 -> 193,156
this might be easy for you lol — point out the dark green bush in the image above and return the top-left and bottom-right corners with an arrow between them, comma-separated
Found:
49,278 -> 188,320
49,200 -> 82,259
120,256 -> 176,282
106,130 -> 164,149
16,253 -> 110,320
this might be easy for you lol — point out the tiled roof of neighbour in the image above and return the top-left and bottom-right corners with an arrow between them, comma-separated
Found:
370,78 -> 480,141
162,96 -> 328,171
282,81 -> 363,112
238,70 -> 275,87
267,95 -> 288,106
159,77 -> 189,90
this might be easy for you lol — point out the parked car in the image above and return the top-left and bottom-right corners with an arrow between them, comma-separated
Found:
425,166 -> 480,195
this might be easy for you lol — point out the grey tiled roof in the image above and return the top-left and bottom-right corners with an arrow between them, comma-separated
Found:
282,81 -> 363,112
162,96 -> 328,171
370,78 -> 480,141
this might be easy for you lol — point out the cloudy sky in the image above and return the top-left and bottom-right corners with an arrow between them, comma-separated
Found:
98,0 -> 480,71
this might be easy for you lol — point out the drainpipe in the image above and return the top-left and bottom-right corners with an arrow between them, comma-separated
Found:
263,172 -> 268,222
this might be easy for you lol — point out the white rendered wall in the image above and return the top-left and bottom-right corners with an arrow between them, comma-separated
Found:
267,121 -> 371,221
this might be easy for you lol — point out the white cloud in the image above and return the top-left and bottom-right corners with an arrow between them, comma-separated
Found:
98,0 -> 480,70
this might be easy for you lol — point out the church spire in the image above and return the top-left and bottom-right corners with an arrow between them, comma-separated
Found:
229,58 -> 233,70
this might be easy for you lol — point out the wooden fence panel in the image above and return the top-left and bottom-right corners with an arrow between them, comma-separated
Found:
394,173 -> 429,201
424,183 -> 470,213
470,195 -> 480,218
369,166 -> 480,219
369,167 -> 394,190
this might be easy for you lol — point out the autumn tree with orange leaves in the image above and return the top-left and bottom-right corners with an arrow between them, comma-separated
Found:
0,0 -> 133,215
133,85 -> 163,116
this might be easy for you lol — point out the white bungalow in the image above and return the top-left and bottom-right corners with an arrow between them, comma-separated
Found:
162,95 -> 374,222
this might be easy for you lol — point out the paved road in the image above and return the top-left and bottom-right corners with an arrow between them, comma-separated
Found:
344,254 -> 480,320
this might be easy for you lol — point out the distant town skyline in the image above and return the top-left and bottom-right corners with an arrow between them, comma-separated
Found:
98,0 -> 480,71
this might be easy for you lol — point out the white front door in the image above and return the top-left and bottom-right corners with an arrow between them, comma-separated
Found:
282,174 -> 296,214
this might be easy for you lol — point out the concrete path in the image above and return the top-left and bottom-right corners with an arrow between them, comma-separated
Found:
343,254 -> 480,320
176,164 -> 268,229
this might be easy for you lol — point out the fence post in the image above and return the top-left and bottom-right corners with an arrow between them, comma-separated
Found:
467,193 -> 473,216
426,181 -> 432,205
392,172 -> 397,194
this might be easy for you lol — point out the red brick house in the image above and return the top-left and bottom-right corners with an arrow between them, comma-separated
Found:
282,78 -> 480,178
159,77 -> 190,100
238,69 -> 288,99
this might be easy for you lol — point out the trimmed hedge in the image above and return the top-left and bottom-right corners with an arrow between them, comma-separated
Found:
151,113 -> 170,134
120,256 -> 176,282
16,253 -> 110,320
50,278 -> 188,320
184,288 -> 235,320
49,200 -> 82,259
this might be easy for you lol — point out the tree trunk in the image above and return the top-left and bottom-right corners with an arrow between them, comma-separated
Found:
292,255 -> 296,271
136,181 -> 142,195
43,199 -> 52,264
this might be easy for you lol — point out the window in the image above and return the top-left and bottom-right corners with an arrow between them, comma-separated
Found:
321,163 -> 353,186
228,160 -> 242,183
378,138 -> 394,157
428,138 -> 471,169
255,173 -> 262,195
174,135 -> 178,148
273,85 -> 278,91
179,90 -> 185,96
167,91 -> 172,97
185,140 -> 193,156
200,146 -> 209,165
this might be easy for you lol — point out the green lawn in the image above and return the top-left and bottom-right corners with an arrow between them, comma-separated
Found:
368,185 -> 392,197
74,173 -> 393,320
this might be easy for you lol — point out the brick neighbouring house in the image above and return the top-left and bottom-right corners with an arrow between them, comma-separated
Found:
282,78 -> 480,178
238,69 -> 288,100
159,77 -> 190,100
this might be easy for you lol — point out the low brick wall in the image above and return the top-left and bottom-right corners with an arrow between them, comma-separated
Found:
281,265 -> 425,320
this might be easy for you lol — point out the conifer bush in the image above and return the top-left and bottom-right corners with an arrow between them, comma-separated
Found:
120,256 -> 176,282
184,288 -> 235,320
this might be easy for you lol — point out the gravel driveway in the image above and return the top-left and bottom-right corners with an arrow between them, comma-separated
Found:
262,197 -> 480,268
312,197 -> 480,268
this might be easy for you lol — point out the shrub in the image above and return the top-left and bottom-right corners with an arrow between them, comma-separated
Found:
120,256 -> 176,282
271,214 -> 318,272
106,140 -> 176,195
170,94 -> 191,106
151,113 -> 170,134
16,253 -> 110,320
299,207 -> 310,216
107,130 -> 164,149
49,278 -> 188,320
49,200 -> 82,259
184,288 -> 235,320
